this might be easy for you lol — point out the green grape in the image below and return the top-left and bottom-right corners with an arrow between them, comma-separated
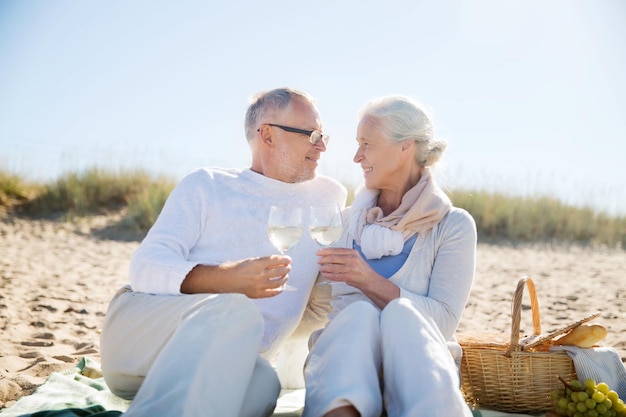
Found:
586,379 -> 598,390
559,397 -> 571,409
608,391 -> 620,404
552,378 -> 626,417
587,398 -> 598,409
594,392 -> 607,403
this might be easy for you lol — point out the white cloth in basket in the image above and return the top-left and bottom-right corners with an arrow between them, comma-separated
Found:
550,345 -> 626,399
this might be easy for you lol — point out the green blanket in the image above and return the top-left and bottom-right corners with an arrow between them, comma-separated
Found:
0,358 -> 129,417
0,358 -> 543,417
0,357 -> 305,417
26,406 -> 120,417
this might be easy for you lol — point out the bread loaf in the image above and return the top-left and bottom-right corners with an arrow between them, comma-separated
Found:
556,323 -> 608,348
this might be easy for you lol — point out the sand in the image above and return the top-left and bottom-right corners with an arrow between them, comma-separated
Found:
1,211 -> 625,410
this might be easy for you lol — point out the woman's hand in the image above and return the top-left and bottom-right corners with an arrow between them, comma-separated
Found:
316,247 -> 377,289
316,247 -> 400,308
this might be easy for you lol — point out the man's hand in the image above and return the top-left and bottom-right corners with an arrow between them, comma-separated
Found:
227,255 -> 293,298
181,255 -> 292,298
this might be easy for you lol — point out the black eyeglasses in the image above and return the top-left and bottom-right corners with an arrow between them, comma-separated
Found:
258,123 -> 330,146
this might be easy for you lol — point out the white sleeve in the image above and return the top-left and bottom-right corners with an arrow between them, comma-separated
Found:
397,209 -> 477,340
129,171 -> 209,294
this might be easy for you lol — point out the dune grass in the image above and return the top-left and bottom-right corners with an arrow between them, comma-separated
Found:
1,167 -> 624,248
0,170 -> 36,206
2,167 -> 176,233
448,189 -> 625,248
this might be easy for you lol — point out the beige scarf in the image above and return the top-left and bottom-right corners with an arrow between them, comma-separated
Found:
354,168 -> 451,258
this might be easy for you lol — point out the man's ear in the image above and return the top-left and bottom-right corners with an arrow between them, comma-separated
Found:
258,125 -> 273,145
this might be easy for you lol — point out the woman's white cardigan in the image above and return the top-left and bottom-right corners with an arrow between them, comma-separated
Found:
327,203 -> 477,343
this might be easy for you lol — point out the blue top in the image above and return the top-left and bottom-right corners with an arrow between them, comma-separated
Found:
353,234 -> 418,278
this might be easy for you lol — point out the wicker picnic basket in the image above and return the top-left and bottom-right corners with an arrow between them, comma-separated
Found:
458,276 -> 599,414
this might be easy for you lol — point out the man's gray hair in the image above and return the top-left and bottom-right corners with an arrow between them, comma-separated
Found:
244,87 -> 316,141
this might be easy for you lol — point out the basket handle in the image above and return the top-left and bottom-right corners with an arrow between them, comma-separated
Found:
505,276 -> 541,356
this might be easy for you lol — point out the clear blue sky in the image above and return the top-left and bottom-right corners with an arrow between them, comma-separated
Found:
1,0 -> 625,214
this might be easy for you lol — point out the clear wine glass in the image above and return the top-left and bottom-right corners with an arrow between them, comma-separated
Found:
267,205 -> 303,291
309,204 -> 343,285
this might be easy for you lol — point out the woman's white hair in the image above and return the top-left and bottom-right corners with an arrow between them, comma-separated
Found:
358,95 -> 447,167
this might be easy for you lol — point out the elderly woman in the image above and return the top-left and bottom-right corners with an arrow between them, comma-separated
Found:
303,95 -> 476,417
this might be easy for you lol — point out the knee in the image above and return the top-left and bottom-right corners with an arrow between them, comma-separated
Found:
381,298 -> 415,322
184,293 -> 262,329
381,298 -> 445,345
338,301 -> 379,326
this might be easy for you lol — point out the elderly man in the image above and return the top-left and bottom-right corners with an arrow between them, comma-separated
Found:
100,87 -> 347,417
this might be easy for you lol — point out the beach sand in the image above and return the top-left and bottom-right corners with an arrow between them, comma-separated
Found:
1,212 -> 625,410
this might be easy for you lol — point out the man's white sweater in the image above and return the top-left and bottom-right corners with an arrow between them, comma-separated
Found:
129,167 -> 347,357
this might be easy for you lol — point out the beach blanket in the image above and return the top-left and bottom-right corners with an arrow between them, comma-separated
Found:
0,358 -> 128,417
0,357 -> 303,417
0,358 -> 543,417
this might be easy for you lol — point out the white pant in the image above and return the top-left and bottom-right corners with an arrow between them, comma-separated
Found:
303,299 -> 472,417
100,287 -> 281,417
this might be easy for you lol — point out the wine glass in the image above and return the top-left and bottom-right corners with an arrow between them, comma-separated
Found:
267,205 -> 303,291
309,204 -> 343,285
309,204 -> 343,247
